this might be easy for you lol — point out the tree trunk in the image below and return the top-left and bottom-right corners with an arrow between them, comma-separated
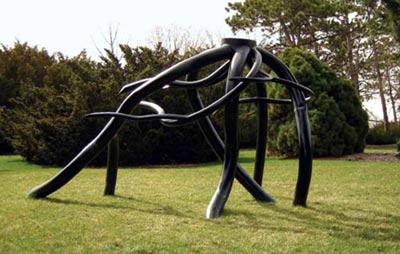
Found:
385,66 -> 398,124
344,14 -> 360,95
371,39 -> 390,132
280,20 -> 296,46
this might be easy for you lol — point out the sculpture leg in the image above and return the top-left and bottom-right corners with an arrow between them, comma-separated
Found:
257,47 -> 313,206
28,45 -> 234,198
292,104 -> 312,206
206,46 -> 250,219
253,82 -> 268,186
104,135 -> 119,195
186,87 -> 273,202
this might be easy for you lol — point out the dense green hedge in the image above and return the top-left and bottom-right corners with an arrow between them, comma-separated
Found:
267,48 -> 369,157
0,44 -> 219,166
366,122 -> 399,145
0,43 -> 54,154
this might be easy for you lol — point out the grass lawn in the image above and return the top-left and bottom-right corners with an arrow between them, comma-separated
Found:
0,147 -> 399,253
364,144 -> 398,154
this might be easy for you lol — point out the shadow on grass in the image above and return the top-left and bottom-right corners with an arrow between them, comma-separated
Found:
42,195 -> 399,242
223,201 -> 400,242
44,195 -> 190,218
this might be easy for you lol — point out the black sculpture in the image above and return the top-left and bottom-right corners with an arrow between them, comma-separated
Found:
28,38 -> 313,219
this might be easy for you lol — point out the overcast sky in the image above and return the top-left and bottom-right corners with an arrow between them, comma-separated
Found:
1,0 -> 247,57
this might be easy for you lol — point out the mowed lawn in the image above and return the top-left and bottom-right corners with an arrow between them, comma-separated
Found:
0,147 -> 399,254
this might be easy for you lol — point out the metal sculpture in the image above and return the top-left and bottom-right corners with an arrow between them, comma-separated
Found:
28,38 -> 313,219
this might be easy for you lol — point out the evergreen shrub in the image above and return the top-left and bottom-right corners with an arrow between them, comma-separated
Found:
267,48 -> 369,157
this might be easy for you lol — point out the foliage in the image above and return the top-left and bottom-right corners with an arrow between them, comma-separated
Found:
0,44 -> 221,166
0,42 -> 54,107
383,0 -> 400,39
226,0 -> 333,50
267,48 -> 368,157
366,122 -> 400,145
0,52 -> 112,165
0,42 -> 54,154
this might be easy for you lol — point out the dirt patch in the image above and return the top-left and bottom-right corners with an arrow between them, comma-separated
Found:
342,153 -> 400,162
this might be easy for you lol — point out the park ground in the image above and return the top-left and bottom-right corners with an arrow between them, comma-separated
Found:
0,145 -> 399,253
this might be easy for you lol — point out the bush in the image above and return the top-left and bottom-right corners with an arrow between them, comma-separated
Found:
366,122 -> 400,145
0,42 -> 54,154
0,45 -> 220,166
267,48 -> 369,157
0,53 -> 109,165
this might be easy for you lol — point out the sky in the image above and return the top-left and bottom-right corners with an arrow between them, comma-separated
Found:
1,0 -> 244,58
0,0 -> 390,121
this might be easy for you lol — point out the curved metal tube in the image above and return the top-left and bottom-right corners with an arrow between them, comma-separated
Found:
104,135 -> 119,195
230,76 -> 314,96
119,60 -> 230,94
100,52 -> 314,127
239,97 -> 291,104
185,73 -> 274,198
257,47 -> 313,207
255,69 -> 313,102
206,45 -> 255,219
138,101 -> 165,114
238,96 -> 311,105
86,79 -> 249,125
253,63 -> 268,185
115,69 -> 314,127
87,49 -> 262,128
28,44 -> 235,198
169,60 -> 230,88
119,78 -> 151,94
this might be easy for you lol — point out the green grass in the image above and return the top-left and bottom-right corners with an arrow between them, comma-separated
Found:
0,150 -> 399,254
365,144 -> 397,154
